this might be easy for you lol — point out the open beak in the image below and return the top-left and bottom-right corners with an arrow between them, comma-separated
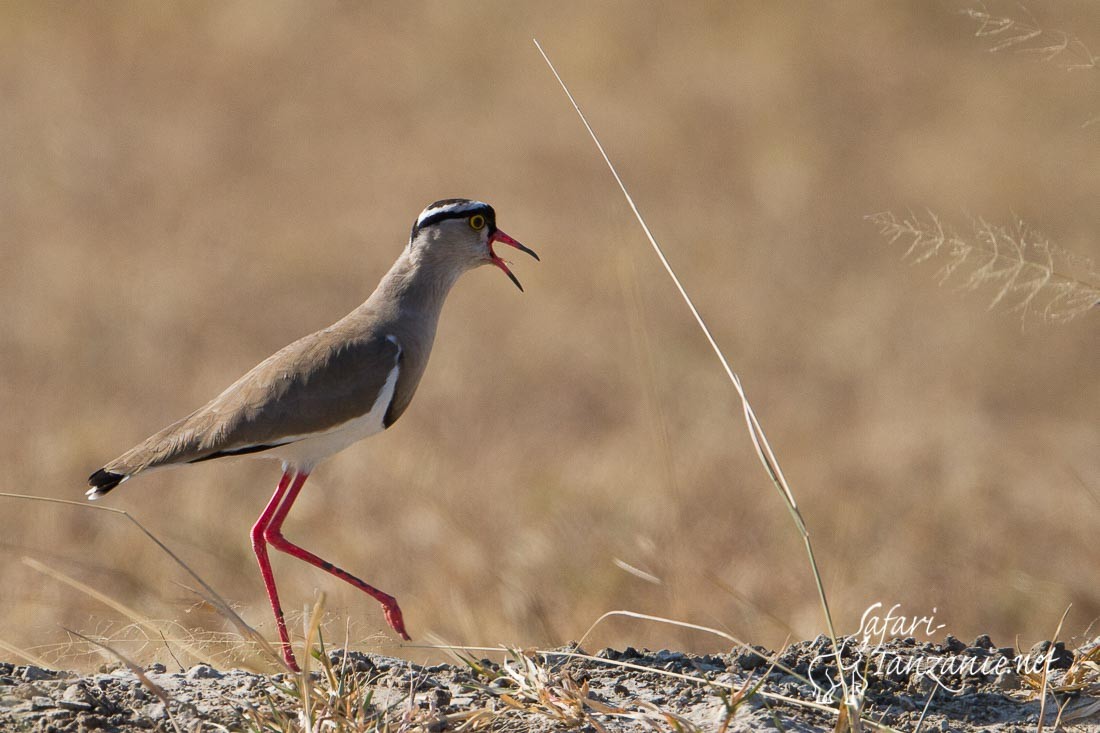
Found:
488,229 -> 539,292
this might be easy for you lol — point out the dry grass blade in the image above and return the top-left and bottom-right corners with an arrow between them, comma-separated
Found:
0,636 -> 52,669
0,492 -> 287,670
466,647 -> 699,732
867,211 -> 1100,323
22,556 -> 211,667
574,609 -> 802,682
534,38 -> 852,714
63,626 -> 183,733
423,639 -> 902,733
1036,605 -> 1071,733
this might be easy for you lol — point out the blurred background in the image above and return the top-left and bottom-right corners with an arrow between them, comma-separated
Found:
1,1 -> 1097,669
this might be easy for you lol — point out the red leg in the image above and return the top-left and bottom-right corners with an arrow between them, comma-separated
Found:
250,470 -> 300,671
264,471 -> 411,641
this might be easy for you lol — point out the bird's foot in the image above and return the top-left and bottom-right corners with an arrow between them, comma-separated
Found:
382,601 -> 411,641
282,648 -> 302,673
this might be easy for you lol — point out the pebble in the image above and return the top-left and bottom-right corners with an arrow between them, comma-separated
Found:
143,702 -> 167,720
186,664 -> 222,680
57,699 -> 92,712
971,634 -> 993,649
19,667 -> 53,682
735,647 -> 768,671
942,635 -> 966,653
995,670 -> 1021,691
30,696 -> 54,710
654,649 -> 685,664
1029,641 -> 1073,669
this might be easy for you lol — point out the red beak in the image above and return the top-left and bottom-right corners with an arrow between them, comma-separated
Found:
488,229 -> 539,292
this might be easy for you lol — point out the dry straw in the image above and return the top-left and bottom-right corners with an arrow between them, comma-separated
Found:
533,38 -> 858,715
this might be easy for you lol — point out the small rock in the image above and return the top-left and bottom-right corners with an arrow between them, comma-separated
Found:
75,713 -> 107,729
62,685 -> 84,701
58,698 -> 93,712
996,670 -> 1022,691
31,695 -> 55,710
0,695 -> 21,708
972,634 -> 994,649
143,702 -> 167,720
20,666 -> 54,682
735,646 -> 768,671
186,664 -> 222,680
914,674 -> 936,694
145,663 -> 166,674
1029,641 -> 1073,670
943,635 -> 966,653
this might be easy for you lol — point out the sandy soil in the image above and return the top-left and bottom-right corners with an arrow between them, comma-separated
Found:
2,636 -> 1097,732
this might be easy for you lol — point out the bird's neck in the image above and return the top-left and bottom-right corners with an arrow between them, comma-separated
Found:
369,245 -> 466,318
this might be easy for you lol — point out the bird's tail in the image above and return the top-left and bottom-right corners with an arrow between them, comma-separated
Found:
86,468 -> 128,500
84,412 -> 206,500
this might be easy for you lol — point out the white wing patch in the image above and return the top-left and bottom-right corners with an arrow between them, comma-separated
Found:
257,336 -> 402,472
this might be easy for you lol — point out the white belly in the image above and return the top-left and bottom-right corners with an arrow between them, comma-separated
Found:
259,358 -> 401,472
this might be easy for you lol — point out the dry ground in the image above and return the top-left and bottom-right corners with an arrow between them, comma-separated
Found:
3,638 -> 1098,732
1,0 -> 1098,674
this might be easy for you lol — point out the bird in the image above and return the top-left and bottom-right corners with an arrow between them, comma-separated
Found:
85,198 -> 538,671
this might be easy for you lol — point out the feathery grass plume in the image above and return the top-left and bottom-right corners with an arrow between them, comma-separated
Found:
867,211 -> 1100,323
961,2 -> 1099,70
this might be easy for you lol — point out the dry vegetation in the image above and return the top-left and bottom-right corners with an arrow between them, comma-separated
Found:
1,0 -> 1098,682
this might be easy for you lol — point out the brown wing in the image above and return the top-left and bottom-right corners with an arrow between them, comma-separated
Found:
104,325 -> 401,475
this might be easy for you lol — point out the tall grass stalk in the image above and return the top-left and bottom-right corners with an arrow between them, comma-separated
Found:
533,39 -> 851,707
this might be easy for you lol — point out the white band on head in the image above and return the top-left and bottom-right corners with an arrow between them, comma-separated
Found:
416,200 -> 489,229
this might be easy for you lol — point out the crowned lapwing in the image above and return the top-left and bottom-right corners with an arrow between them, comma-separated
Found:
86,199 -> 538,671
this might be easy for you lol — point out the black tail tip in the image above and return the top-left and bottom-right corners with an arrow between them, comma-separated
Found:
87,468 -> 126,499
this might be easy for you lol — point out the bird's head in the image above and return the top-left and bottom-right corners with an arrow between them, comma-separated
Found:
409,199 -> 539,291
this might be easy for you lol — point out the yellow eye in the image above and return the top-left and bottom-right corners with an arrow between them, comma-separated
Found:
469,214 -> 486,231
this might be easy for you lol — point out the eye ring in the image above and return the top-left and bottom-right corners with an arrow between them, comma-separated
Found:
469,214 -> 486,231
